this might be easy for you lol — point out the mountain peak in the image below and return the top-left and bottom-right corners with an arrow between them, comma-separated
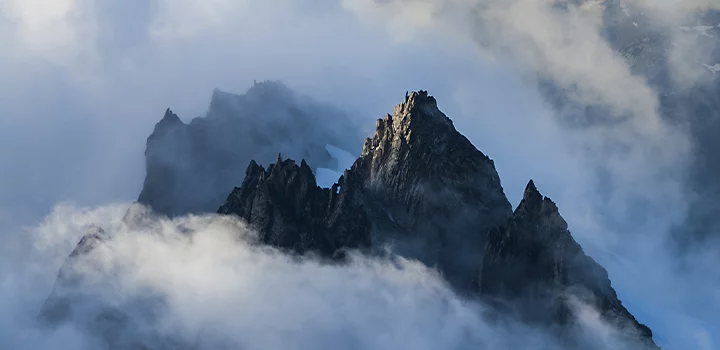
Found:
524,178 -> 537,192
346,91 -> 514,289
394,90 -> 439,115
161,108 -> 182,124
481,181 -> 657,348
149,108 -> 184,139
361,90 -> 463,162
514,180 -> 565,231
46,86 -> 659,348
219,155 -> 370,255
523,179 -> 542,200
219,90 -> 512,289
138,81 -> 363,217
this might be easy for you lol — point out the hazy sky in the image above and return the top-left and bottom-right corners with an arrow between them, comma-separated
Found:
0,0 -> 718,349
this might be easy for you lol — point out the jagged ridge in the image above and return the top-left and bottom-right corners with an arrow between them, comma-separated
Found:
220,90 -> 513,290
219,90 -> 657,347
481,180 -> 657,348
138,81 -> 363,217
218,155 -> 370,256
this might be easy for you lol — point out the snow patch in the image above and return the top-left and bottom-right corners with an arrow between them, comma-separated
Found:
315,168 -> 343,188
703,63 -> 720,74
679,26 -> 714,37
325,144 -> 356,170
315,144 -> 358,188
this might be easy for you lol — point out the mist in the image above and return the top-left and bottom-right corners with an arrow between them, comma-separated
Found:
2,204 -> 657,349
0,0 -> 719,349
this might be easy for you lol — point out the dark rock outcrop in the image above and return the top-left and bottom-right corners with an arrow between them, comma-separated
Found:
219,91 -> 513,290
138,80 -> 363,217
353,91 -> 513,289
219,91 -> 657,346
218,156 -> 371,256
480,180 -> 658,348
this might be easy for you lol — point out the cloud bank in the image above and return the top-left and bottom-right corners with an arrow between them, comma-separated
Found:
1,203 -> 656,350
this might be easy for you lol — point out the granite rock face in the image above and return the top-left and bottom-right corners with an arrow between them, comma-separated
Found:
353,91 -> 513,289
219,91 -> 657,346
138,80 -> 363,217
218,156 -> 371,256
480,180 -> 658,348
220,91 -> 513,290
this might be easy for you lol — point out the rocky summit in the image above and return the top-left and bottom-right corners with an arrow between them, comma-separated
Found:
481,180 -> 657,348
43,88 -> 658,349
220,91 -> 513,290
218,90 -> 657,347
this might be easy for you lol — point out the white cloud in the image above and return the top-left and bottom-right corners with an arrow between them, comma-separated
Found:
342,0 -> 657,125
341,0 -> 692,221
0,0 -> 99,66
0,203 -> 656,349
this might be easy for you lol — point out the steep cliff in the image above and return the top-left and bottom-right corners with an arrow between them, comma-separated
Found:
219,91 -> 513,289
480,180 -> 658,348
219,90 -> 657,346
218,156 -> 370,256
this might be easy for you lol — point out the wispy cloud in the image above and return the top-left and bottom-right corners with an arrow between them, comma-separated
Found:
341,2 -> 693,252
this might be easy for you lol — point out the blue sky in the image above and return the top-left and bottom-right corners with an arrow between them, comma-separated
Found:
0,0 -> 718,349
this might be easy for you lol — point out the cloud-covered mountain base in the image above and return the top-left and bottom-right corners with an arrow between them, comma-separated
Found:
1,203 -> 655,350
